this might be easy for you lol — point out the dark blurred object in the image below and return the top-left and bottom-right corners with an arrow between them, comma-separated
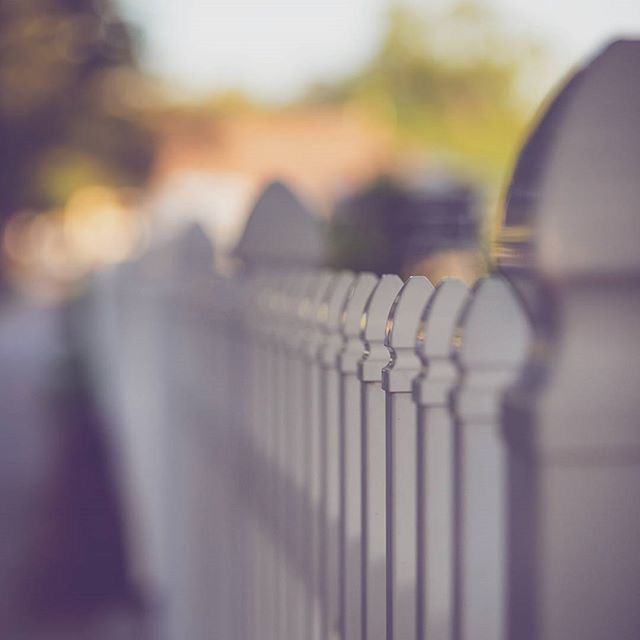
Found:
0,0 -> 155,226
329,174 -> 480,277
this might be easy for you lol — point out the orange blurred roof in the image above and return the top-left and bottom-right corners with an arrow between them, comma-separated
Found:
150,104 -> 396,212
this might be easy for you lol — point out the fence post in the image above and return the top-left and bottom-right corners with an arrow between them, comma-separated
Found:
383,276 -> 435,640
498,40 -> 640,640
452,276 -> 531,640
318,271 -> 356,640
412,278 -> 469,640
337,273 -> 380,640
359,275 -> 404,640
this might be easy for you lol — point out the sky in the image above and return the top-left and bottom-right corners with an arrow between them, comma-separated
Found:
117,0 -> 640,103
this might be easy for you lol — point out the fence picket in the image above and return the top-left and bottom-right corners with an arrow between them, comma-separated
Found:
413,278 -> 469,640
452,276 -> 532,640
304,272 -> 339,640
358,275 -> 404,640
382,276 -> 435,640
319,272 -> 357,640
338,273 -> 380,640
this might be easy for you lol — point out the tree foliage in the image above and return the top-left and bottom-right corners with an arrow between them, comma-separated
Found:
0,0 -> 155,221
306,2 -> 544,185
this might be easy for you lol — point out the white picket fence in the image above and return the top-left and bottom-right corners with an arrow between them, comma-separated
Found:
73,39 -> 640,640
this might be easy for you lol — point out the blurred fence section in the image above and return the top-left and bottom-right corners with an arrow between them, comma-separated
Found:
73,40 -> 639,640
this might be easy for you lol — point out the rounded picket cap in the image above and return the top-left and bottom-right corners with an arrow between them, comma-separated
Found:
301,270 -> 336,362
358,274 -> 404,382
361,274 -> 404,343
456,276 -> 531,371
263,276 -> 289,340
417,277 -> 469,363
302,270 -> 335,324
319,271 -> 356,332
342,273 -> 379,338
271,275 -> 298,344
383,276 -> 435,392
497,39 -> 640,278
317,271 -> 355,368
385,276 -> 435,351
285,274 -> 311,323
413,278 -> 468,406
234,180 -> 326,268
339,273 -> 379,374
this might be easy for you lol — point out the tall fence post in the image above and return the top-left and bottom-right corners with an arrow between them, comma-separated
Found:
338,273 -> 380,640
383,276 -> 435,640
359,275 -> 404,640
413,278 -> 468,640
498,39 -> 640,640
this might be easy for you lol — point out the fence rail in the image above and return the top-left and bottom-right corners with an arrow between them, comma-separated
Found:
75,39 -> 640,640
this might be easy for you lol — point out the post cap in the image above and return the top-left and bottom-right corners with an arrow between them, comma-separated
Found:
497,39 -> 640,278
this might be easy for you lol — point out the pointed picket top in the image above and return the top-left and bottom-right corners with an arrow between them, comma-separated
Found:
137,221 -> 215,283
339,272 -> 379,374
456,276 -> 531,371
170,222 -> 215,273
234,180 -> 326,268
497,39 -> 640,277
383,276 -> 435,393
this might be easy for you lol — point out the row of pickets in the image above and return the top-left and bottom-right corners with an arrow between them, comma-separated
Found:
226,268 -> 531,640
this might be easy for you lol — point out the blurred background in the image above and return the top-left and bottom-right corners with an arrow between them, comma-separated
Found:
1,3 -> 639,638
2,0 -> 639,291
